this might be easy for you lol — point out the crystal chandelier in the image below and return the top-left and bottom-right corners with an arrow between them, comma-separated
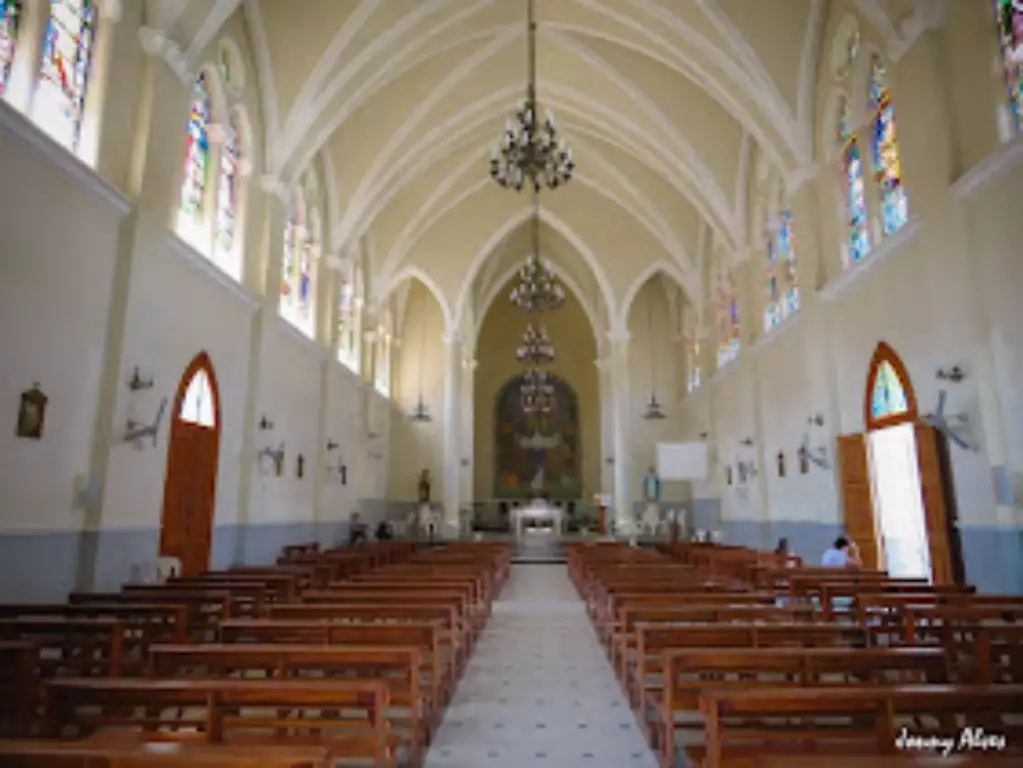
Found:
517,323 -> 555,365
509,195 -> 564,313
489,0 -> 574,193
520,367 -> 556,414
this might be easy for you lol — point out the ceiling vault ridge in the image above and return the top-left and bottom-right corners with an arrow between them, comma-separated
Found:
279,0 -> 381,142
276,2 -> 503,175
380,264 -> 455,335
241,0 -> 279,170
617,258 -> 694,329
470,255 -> 603,352
609,0 -> 801,160
184,0 -> 242,62
796,0 -> 827,160
329,28 -> 519,249
544,20 -> 791,176
451,206 -> 617,331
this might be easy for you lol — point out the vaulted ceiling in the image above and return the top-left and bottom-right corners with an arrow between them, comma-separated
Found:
146,0 -> 930,335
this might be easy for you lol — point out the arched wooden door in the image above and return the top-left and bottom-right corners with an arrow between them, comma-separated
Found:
159,352 -> 221,577
837,342 -> 962,584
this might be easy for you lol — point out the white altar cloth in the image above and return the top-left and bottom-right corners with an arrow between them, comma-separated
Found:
511,500 -> 564,537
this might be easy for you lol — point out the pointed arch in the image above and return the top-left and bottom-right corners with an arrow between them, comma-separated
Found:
173,351 -> 222,430
213,110 -> 242,278
864,341 -> 917,431
867,54 -> 908,236
617,260 -> 691,331
383,264 -> 454,336
714,257 -> 740,368
280,184 -> 318,339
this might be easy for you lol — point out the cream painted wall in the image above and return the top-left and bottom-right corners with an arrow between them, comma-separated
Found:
473,277 -> 598,502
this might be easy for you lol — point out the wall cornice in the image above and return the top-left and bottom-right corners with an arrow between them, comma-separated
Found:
952,136 -> 1023,201
0,102 -> 131,217
166,234 -> 260,314
819,218 -> 922,303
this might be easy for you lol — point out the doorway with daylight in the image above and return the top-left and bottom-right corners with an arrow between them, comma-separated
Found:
159,352 -> 221,577
838,342 -> 960,584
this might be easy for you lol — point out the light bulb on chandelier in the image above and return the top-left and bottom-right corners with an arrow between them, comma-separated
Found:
517,323 -> 555,364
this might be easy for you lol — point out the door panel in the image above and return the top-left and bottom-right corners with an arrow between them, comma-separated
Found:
838,433 -> 880,570
915,425 -> 954,586
159,426 -> 194,563
160,423 -> 217,577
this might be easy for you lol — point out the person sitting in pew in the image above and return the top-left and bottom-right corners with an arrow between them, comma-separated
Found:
347,513 -> 368,546
822,536 -> 861,568
375,521 -> 393,541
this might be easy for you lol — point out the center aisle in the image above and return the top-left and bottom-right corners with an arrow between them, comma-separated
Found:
425,563 -> 658,768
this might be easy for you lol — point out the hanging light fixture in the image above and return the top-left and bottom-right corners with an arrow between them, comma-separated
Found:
642,290 -> 666,420
489,0 -> 574,193
516,323 -> 555,365
409,321 -> 431,422
521,367 -> 556,415
509,191 -> 565,313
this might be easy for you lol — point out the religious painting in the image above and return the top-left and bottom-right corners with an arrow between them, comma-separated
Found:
494,373 -> 581,500
16,383 -> 47,439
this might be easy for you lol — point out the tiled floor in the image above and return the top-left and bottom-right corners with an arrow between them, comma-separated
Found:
424,563 -> 658,768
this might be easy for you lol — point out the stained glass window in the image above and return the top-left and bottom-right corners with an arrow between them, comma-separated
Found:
995,0 -> 1023,135
179,74 -> 212,227
299,209 -> 319,323
0,0 -> 21,98
280,198 -> 316,338
337,281 -> 359,370
868,56 -> 908,236
33,0 -> 97,151
280,215 -> 296,308
375,336 -> 390,397
716,263 -> 740,368
686,330 -> 701,393
870,360 -> 909,420
838,96 -> 871,266
764,208 -> 800,332
214,119 -> 239,273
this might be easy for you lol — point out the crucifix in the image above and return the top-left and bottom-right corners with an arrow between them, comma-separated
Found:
518,412 -> 561,496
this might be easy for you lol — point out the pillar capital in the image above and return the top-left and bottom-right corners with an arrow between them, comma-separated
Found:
606,328 -> 631,342
442,329 -> 462,345
259,174 -> 288,202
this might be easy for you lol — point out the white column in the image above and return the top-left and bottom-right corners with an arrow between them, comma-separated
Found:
595,357 -> 613,496
609,331 -> 632,528
460,357 -> 477,508
442,332 -> 462,533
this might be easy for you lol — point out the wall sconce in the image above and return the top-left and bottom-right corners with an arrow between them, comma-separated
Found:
740,437 -> 754,447
326,439 -> 339,452
605,456 -> 615,465
808,413 -> 824,427
460,458 -> 470,467
123,397 -> 168,447
258,415 -> 274,431
736,459 -> 757,483
936,365 -> 966,383
367,431 -> 380,440
698,431 -> 709,440
127,366 -> 154,391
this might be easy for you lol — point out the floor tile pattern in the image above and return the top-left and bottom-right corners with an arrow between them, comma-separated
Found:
424,563 -> 657,768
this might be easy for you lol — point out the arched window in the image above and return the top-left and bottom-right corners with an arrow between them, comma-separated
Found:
870,359 -> 909,421
280,193 -> 317,338
0,0 -> 22,98
715,261 -> 740,368
868,55 -> 908,236
337,279 -> 358,370
838,95 -> 871,266
178,73 -> 212,240
375,332 -> 391,397
995,0 -> 1022,135
179,367 -> 216,427
33,0 -> 98,152
214,116 -> 240,277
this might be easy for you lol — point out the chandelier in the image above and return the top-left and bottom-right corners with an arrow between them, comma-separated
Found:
509,206 -> 565,314
489,0 -> 574,193
520,367 -> 555,414
517,323 -> 555,365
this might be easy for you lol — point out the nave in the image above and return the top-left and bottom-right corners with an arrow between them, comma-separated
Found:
0,537 -> 1022,766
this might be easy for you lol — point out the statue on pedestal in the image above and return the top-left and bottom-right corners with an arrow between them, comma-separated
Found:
416,469 -> 435,538
641,465 -> 662,535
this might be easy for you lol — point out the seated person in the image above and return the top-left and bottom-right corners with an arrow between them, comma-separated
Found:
821,536 -> 861,567
347,513 -> 368,546
375,521 -> 392,540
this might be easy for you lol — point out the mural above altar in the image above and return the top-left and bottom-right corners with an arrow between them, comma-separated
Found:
494,372 -> 581,500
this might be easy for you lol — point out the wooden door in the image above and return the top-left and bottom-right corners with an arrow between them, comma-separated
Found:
159,353 -> 221,578
837,433 -> 880,570
915,425 -> 954,586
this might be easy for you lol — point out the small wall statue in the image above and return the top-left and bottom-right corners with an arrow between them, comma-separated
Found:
417,469 -> 432,504
641,465 -> 661,534
16,383 -> 47,439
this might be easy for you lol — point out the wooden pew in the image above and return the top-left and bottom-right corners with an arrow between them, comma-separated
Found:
0,617 -> 127,677
0,740 -> 333,767
68,592 -> 233,637
148,643 -> 427,764
687,684 -> 1023,767
225,564 -> 330,592
273,600 -> 466,676
0,640 -> 39,737
43,677 -> 391,765
169,573 -> 298,603
0,604 -> 188,646
654,646 -> 950,763
121,583 -> 267,618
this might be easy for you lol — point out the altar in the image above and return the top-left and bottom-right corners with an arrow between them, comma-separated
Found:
511,498 -> 565,537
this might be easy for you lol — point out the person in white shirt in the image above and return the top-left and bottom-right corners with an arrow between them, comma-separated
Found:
821,536 -> 861,568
